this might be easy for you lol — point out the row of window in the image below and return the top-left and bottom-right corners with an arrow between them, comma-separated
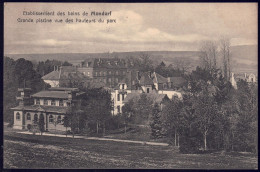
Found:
35,99 -> 64,106
94,71 -> 126,77
16,112 -> 62,124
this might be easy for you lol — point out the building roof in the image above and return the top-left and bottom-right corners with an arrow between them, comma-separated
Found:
93,58 -> 127,68
152,72 -> 168,84
31,91 -> 69,99
139,72 -> 154,86
11,105 -> 68,114
168,77 -> 186,87
48,87 -> 79,92
42,70 -> 60,80
123,92 -> 168,104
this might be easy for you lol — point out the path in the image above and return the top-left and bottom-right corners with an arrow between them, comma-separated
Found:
16,131 -> 169,146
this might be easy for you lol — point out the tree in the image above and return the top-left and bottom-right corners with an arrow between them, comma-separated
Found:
193,92 -> 219,150
199,40 -> 218,73
150,103 -> 163,139
38,113 -> 45,135
122,99 -> 135,134
219,37 -> 231,81
161,98 -> 183,146
63,115 -> 69,137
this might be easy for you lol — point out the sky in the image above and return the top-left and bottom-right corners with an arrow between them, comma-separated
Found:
4,3 -> 258,54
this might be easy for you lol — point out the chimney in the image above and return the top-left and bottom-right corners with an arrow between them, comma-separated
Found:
167,77 -> 170,82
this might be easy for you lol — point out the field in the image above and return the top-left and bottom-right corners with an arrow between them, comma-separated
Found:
4,128 -> 258,169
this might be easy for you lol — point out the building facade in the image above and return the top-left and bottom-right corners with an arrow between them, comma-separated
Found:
11,87 -> 83,131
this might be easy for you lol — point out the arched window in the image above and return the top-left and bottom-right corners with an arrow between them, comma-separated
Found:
27,113 -> 31,120
57,115 -> 62,124
34,114 -> 38,122
16,112 -> 21,120
51,100 -> 56,106
49,115 -> 54,123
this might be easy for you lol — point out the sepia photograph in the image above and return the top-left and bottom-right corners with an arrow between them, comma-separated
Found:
3,2 -> 258,169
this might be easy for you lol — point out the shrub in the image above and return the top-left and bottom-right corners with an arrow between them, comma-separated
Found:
27,124 -> 32,131
179,136 -> 200,154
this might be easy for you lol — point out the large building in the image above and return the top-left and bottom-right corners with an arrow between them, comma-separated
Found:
111,70 -> 187,115
11,87 -> 84,131
77,58 -> 130,88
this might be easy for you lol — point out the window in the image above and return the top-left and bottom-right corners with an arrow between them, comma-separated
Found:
57,115 -> 62,124
117,106 -> 120,113
122,84 -> 125,90
87,72 -> 90,76
36,99 -> 40,105
51,100 -> 56,106
117,94 -> 120,101
83,72 -> 86,75
147,88 -> 150,93
103,78 -> 106,83
34,114 -> 38,122
59,100 -> 64,107
16,112 -> 21,120
122,94 -> 125,101
44,99 -> 48,105
27,113 -> 31,120
100,71 -> 102,76
251,78 -> 254,82
49,115 -> 54,123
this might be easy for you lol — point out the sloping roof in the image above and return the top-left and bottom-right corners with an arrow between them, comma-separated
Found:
123,92 -> 167,104
42,70 -> 60,80
11,105 -> 68,114
152,72 -> 168,84
48,87 -> 79,92
169,77 -> 186,87
93,58 -> 127,68
81,59 -> 95,67
139,73 -> 154,86
31,91 -> 69,99
60,66 -> 77,73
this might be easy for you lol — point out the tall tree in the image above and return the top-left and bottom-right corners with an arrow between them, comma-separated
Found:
150,103 -> 163,139
219,37 -> 231,81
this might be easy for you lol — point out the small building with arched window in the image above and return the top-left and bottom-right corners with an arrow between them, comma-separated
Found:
11,87 -> 84,131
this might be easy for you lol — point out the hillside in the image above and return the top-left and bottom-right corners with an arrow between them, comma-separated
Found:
5,45 -> 257,74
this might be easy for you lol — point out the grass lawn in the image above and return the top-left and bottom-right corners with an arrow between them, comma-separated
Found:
4,128 -> 258,169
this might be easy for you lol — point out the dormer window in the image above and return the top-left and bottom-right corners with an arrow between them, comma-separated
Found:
36,99 -> 40,105
122,84 -> 125,90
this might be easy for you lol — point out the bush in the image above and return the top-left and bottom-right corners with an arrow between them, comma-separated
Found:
27,124 -> 32,131
179,136 -> 200,154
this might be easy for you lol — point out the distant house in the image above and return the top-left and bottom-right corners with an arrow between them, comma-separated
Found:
11,87 -> 84,131
230,72 -> 257,89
